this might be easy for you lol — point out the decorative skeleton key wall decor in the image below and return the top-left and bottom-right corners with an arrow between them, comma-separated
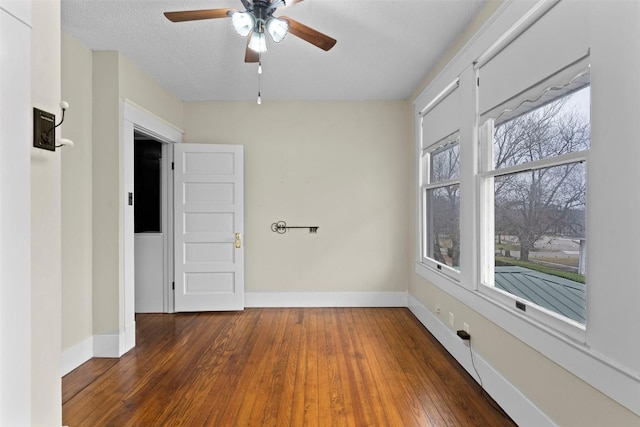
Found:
271,221 -> 319,234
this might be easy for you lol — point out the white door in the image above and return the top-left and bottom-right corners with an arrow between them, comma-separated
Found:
174,144 -> 244,311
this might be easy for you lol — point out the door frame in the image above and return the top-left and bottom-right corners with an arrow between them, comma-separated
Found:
123,100 -> 182,349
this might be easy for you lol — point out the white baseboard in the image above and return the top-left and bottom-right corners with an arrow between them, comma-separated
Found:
407,294 -> 555,427
61,336 -> 94,377
61,325 -> 135,376
245,291 -> 408,308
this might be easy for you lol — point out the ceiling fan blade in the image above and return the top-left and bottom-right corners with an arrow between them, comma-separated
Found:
245,34 -> 259,63
164,8 -> 235,23
281,17 -> 336,51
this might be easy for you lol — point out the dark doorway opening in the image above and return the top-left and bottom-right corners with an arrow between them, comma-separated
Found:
134,132 -> 162,233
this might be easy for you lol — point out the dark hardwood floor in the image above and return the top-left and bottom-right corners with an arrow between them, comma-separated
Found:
62,308 -> 516,426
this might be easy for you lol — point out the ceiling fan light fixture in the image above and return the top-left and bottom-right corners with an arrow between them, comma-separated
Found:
248,31 -> 268,53
266,17 -> 288,43
231,11 -> 255,37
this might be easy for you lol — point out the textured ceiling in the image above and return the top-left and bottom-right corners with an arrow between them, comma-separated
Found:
61,0 -> 487,102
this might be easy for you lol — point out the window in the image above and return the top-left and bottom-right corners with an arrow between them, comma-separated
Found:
419,79 -> 461,277
480,82 -> 590,326
422,136 -> 460,272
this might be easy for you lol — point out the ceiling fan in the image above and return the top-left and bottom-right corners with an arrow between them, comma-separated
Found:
164,0 -> 337,63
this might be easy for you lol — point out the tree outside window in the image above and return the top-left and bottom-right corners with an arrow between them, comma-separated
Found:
425,140 -> 460,270
487,86 -> 590,322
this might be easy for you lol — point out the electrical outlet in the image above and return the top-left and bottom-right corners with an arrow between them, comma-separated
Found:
449,312 -> 454,327
463,322 -> 470,334
435,304 -> 441,314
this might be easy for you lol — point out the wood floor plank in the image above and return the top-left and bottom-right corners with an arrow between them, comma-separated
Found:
332,308 -> 381,426
359,308 -> 448,426
350,308 -> 433,427
371,309 -> 463,426
190,310 -> 262,425
62,308 -> 516,427
222,309 -> 290,426
320,308 -> 349,426
298,307 -> 320,426
61,358 -> 118,405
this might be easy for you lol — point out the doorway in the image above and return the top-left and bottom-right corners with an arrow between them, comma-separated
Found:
122,101 -> 182,353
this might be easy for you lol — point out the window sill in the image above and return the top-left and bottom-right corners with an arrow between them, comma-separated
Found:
419,258 -> 461,283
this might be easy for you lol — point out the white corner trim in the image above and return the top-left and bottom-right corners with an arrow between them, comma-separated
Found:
245,291 -> 408,308
92,333 -> 119,358
61,336 -> 94,377
125,320 -> 136,354
407,294 -> 556,427
93,331 -> 127,358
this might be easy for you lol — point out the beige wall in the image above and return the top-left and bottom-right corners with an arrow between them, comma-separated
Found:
184,101 -> 412,294
61,46 -> 184,344
91,51 -> 122,335
119,54 -> 184,127
61,32 -> 93,350
31,0 -> 62,424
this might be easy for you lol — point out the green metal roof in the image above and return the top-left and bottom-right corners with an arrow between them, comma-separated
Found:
495,266 -> 585,324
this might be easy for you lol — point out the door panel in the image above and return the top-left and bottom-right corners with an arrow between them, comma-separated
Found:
174,144 -> 244,311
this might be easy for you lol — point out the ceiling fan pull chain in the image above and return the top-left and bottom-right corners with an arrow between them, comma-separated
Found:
257,56 -> 263,105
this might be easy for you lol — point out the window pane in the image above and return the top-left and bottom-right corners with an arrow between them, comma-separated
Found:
494,86 -> 590,170
430,142 -> 459,183
426,185 -> 460,270
493,163 -> 586,323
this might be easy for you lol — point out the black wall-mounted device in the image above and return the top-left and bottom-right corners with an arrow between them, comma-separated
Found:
456,330 -> 471,340
33,108 -> 56,151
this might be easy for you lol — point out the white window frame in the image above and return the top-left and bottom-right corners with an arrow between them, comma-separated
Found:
477,82 -> 590,342
421,132 -> 461,279
418,78 -> 462,282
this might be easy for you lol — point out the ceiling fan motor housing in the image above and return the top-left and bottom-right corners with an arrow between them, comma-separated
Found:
251,0 -> 274,31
